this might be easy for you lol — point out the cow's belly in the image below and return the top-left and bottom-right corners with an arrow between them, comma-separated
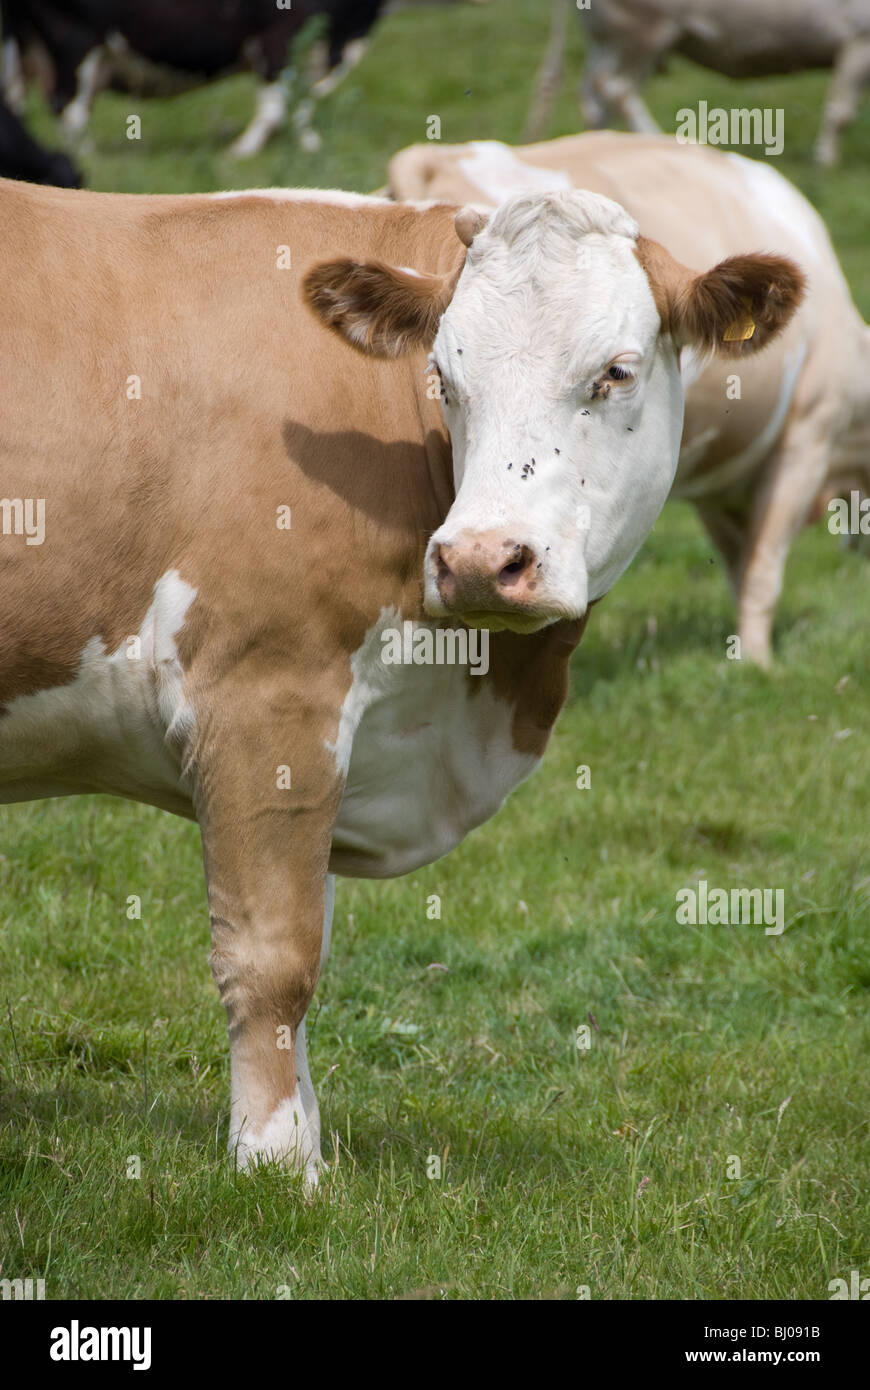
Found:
0,572 -> 197,817
329,614 -> 539,879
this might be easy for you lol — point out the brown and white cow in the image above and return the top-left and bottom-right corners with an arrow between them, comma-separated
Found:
388,133 -> 870,665
0,176 -> 801,1180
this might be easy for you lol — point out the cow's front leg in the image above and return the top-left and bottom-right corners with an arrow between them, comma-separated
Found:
195,720 -> 342,1183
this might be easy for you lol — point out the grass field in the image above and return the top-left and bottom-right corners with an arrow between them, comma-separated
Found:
2,0 -> 869,1300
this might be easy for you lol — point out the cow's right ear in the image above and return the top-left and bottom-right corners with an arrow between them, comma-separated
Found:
302,258 -> 456,358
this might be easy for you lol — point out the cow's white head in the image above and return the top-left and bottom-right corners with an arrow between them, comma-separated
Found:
305,191 -> 804,632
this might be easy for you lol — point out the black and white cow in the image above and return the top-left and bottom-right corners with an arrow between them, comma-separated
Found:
1,0 -> 485,157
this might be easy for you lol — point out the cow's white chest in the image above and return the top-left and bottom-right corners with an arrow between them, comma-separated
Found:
329,610 -> 538,878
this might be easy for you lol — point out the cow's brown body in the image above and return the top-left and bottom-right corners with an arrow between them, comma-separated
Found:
0,179 -> 589,1175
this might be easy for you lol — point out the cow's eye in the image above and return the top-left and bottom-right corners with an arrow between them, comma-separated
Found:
607,363 -> 633,382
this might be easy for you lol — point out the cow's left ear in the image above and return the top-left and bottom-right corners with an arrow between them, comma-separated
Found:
636,235 -> 806,357
303,258 -> 456,358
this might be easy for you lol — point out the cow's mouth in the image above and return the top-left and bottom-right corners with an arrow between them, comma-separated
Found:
457,610 -> 556,635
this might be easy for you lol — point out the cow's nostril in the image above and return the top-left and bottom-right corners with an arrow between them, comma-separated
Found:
498,545 -> 536,588
435,545 -> 452,580
434,544 -> 457,598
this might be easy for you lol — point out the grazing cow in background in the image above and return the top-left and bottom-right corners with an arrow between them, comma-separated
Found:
0,93 -> 80,182
0,175 -> 801,1178
0,0 -> 487,158
576,0 -> 870,167
387,133 -> 870,665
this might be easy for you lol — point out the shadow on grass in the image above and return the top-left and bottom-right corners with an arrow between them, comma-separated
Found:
565,598 -> 821,699
1,1075 -> 224,1151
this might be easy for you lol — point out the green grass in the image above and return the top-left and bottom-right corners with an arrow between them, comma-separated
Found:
2,0 -> 869,1300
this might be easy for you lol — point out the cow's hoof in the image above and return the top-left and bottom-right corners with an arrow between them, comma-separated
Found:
231,1093 -> 321,1178
740,642 -> 773,670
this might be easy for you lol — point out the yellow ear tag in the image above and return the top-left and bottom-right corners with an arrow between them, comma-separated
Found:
723,298 -> 756,342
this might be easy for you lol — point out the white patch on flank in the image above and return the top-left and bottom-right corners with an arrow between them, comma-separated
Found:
233,1089 -> 320,1186
0,569 -> 197,814
674,342 -> 808,500
458,140 -> 573,205
328,608 -> 538,878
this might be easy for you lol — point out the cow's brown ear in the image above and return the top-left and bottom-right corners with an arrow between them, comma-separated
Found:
302,258 -> 455,358
636,236 -> 806,357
